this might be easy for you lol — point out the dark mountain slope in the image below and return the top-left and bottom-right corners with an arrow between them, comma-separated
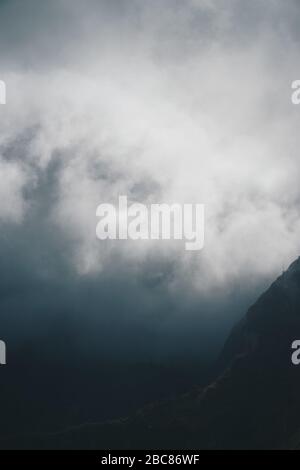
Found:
3,257 -> 300,449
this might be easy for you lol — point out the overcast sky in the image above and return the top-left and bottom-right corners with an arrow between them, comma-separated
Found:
1,0 -> 300,360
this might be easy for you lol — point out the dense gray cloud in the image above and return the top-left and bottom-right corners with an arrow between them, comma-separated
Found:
1,0 -> 300,360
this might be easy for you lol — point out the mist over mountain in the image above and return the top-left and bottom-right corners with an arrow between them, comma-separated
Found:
1,0 -> 300,452
10,255 -> 299,450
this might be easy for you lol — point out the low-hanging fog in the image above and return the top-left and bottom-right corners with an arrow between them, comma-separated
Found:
1,0 -> 300,365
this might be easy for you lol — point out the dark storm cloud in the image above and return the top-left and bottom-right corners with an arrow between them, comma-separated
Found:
0,0 -> 300,364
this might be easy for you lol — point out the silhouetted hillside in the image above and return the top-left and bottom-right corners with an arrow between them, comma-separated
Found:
3,257 -> 300,449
